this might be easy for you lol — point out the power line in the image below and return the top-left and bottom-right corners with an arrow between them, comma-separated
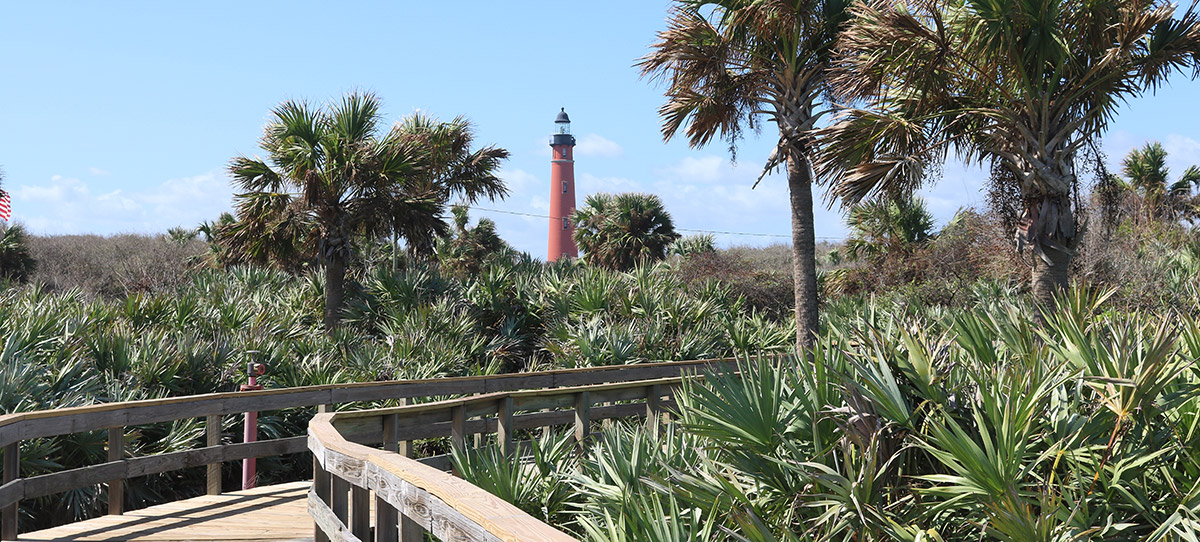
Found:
467,206 -> 845,241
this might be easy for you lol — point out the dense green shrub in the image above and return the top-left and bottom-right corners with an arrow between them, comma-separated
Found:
0,224 -> 36,284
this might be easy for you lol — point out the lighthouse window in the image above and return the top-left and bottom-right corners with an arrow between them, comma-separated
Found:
562,181 -> 567,193
562,217 -> 569,229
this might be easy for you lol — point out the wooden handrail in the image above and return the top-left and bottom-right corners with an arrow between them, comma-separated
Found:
0,357 -> 742,539
308,376 -> 698,542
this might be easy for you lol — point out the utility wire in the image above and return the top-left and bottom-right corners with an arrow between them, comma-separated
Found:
468,206 -> 846,241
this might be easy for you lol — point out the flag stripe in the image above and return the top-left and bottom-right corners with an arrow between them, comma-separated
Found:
0,192 -> 11,221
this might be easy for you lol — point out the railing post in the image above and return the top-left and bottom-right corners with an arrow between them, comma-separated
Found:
574,391 -> 591,457
451,404 -> 466,477
497,396 -> 514,456
314,404 -> 332,542
206,415 -> 221,495
646,384 -> 663,435
376,413 -> 399,542
107,426 -> 124,515
395,400 -> 422,542
2,442 -> 17,540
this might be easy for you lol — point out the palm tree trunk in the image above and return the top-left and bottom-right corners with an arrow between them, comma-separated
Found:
1024,190 -> 1076,312
787,153 -> 820,353
324,254 -> 346,331
1030,243 -> 1071,309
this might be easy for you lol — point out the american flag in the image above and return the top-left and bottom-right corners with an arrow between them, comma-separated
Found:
0,190 -> 10,222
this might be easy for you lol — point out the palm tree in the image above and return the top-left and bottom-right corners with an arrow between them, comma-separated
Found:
844,196 -> 934,263
573,193 -> 681,272
820,0 -> 1200,308
1120,142 -> 1200,222
640,0 -> 853,352
229,93 -> 508,329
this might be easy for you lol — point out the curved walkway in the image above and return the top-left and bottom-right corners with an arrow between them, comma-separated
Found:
14,482 -> 311,542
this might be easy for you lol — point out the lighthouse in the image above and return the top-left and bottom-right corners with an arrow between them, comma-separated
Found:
548,108 -> 578,261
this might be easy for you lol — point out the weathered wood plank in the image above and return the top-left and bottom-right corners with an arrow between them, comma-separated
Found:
205,414 -> 221,496
575,391 -> 591,455
2,442 -> 17,541
497,397 -> 514,456
21,481 -> 313,542
107,426 -> 123,515
351,485 -> 370,540
309,487 -> 365,542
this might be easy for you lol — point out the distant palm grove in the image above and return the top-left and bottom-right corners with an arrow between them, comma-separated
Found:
1,0 -> 1200,538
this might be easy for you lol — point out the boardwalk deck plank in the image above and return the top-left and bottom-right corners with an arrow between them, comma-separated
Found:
14,482 -> 312,542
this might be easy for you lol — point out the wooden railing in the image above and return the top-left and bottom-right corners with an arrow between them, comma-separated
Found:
308,374 -> 701,542
0,358 -> 736,539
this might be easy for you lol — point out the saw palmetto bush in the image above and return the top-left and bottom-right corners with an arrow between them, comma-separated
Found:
456,282 -> 1200,541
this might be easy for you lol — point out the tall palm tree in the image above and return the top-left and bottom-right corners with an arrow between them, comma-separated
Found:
820,0 -> 1200,308
573,192 -> 681,272
229,93 -> 508,329
640,0 -> 853,352
1120,141 -> 1200,222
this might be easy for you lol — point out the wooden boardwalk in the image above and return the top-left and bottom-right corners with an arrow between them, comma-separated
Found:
14,482 -> 312,542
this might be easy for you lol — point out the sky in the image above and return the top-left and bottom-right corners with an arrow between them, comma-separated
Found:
2,1 -> 1200,258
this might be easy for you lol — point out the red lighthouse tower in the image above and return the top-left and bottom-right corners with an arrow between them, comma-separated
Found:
548,108 -> 578,261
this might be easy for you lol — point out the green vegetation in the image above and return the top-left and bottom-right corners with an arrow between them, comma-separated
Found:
0,224 -> 35,284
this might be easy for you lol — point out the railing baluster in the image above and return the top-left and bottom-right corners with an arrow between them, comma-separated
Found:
2,441 -> 17,540
107,426 -> 124,515
497,396 -> 514,456
351,485 -> 371,540
206,415 -> 221,495
332,475 -> 350,528
313,462 -> 331,542
377,413 -> 399,542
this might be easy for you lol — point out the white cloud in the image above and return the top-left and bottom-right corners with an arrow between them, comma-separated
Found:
497,168 -> 539,193
659,156 -> 726,183
577,172 -> 640,193
1163,134 -> 1200,176
574,134 -> 623,157
9,172 -> 233,235
88,167 -> 109,176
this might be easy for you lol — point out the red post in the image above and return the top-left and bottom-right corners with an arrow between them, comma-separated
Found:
240,362 -> 266,490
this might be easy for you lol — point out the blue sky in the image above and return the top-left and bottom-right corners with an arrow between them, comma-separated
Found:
3,1 -> 1199,257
